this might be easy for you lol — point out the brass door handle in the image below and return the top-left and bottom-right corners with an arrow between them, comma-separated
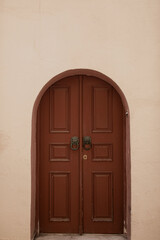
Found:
70,136 -> 79,151
83,136 -> 92,150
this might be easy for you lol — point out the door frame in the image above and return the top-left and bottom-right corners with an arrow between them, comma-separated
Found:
31,69 -> 131,240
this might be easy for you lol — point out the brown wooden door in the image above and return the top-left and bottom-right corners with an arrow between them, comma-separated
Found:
39,76 -> 80,233
82,76 -> 123,233
38,75 -> 123,234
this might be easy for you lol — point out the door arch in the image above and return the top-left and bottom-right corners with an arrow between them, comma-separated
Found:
31,69 -> 131,239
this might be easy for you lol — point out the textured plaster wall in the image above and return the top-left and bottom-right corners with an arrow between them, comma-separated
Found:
0,1 -> 160,240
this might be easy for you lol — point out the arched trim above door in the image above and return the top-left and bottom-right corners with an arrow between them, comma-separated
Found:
31,69 -> 131,240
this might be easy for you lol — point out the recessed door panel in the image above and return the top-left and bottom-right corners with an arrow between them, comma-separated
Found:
38,75 -> 123,234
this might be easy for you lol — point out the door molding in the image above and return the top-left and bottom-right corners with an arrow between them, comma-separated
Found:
31,69 -> 131,240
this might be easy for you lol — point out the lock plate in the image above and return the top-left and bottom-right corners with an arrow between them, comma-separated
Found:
83,154 -> 87,160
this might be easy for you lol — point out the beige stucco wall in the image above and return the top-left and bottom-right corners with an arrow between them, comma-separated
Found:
0,0 -> 160,240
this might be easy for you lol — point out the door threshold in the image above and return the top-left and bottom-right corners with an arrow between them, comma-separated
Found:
35,233 -> 127,240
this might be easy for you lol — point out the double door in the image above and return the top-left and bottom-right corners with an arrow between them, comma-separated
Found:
38,75 -> 123,233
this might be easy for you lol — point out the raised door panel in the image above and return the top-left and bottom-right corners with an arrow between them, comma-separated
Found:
50,87 -> 70,133
50,144 -> 70,162
50,172 -> 70,221
92,87 -> 112,132
92,172 -> 113,222
92,144 -> 113,162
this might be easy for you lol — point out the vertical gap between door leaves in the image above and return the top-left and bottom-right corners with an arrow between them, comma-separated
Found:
79,76 -> 83,234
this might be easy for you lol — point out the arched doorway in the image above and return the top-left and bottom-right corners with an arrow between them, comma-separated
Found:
31,69 -> 131,239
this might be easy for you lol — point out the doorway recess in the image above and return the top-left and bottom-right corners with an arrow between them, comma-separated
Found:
31,69 -> 131,240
